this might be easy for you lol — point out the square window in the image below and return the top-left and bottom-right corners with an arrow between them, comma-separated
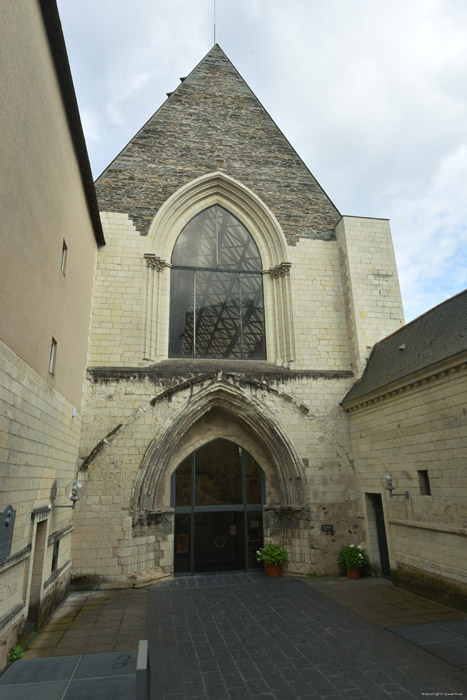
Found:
60,240 -> 68,275
49,338 -> 57,375
418,470 -> 431,496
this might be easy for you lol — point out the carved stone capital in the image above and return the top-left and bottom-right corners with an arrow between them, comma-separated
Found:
266,262 -> 292,279
144,254 -> 169,272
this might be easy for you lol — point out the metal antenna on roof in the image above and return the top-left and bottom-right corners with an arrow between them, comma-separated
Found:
214,0 -> 216,44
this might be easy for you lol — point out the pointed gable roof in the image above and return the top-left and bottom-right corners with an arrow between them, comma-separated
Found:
95,45 -> 340,240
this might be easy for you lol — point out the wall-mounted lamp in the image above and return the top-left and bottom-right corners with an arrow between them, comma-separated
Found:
52,480 -> 86,510
383,472 -> 409,499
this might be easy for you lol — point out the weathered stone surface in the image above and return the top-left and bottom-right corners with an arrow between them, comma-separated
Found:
95,45 -> 340,241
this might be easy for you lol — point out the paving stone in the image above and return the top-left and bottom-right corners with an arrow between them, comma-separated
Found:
147,576 -> 467,698
419,638 -> 467,666
389,622 -> 463,644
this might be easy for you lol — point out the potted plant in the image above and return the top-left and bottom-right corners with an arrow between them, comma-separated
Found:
256,543 -> 288,577
338,544 -> 369,578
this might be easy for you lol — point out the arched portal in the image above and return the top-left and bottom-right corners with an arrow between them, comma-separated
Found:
133,379 -> 307,514
172,438 -> 265,574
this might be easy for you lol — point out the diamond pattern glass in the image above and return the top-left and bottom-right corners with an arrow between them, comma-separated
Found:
170,206 -> 265,359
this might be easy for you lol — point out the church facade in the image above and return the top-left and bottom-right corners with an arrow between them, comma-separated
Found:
72,46 -> 405,586
2,6 -> 466,673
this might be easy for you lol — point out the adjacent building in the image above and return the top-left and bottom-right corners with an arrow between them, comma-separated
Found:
342,290 -> 467,608
0,0 -> 104,667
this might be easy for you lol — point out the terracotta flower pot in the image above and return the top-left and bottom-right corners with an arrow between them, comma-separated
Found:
346,568 -> 361,579
266,564 -> 281,578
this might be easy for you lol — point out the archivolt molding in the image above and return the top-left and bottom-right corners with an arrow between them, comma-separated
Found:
132,378 -> 307,515
146,171 -> 289,269
143,171 -> 295,366
78,372 -> 353,509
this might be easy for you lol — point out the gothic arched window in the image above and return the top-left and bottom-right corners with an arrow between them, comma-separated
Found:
169,205 -> 266,359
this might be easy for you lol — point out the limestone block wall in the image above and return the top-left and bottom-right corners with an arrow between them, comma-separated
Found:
74,369 -> 360,585
87,213 -> 147,366
90,210 -> 404,376
0,341 -> 78,667
347,360 -> 467,588
89,213 -> 353,371
289,240 -> 351,371
336,216 -> 404,374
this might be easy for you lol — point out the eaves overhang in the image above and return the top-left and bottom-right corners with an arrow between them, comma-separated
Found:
342,350 -> 467,413
38,0 -> 105,246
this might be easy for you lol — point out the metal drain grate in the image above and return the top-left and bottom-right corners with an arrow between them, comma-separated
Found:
0,651 -> 139,700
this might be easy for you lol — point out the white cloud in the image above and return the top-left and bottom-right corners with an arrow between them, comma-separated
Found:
58,0 -> 467,320
391,144 -> 467,318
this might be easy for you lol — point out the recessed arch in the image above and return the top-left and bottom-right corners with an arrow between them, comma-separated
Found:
147,171 -> 289,270
171,436 -> 266,573
131,380 -> 306,516
144,172 -> 295,366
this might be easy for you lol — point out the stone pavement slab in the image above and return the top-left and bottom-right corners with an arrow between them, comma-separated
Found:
390,621 -> 467,673
23,589 -> 148,658
13,573 -> 467,698
303,576 -> 466,628
148,573 -> 467,699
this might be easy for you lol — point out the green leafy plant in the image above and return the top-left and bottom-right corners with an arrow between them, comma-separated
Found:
308,570 -> 318,578
256,543 -> 288,566
338,544 -> 369,570
10,645 -> 24,662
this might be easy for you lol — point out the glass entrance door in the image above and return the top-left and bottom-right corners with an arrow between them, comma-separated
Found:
172,439 -> 264,574
195,511 -> 244,572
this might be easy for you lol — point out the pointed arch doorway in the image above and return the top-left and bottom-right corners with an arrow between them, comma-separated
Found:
171,438 -> 265,574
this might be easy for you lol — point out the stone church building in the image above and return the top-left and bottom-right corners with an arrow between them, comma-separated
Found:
1,8 -> 466,668
73,45 -> 406,585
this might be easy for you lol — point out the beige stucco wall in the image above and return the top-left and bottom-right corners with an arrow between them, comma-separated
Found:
346,356 -> 467,586
0,1 -> 97,408
0,2 -> 99,669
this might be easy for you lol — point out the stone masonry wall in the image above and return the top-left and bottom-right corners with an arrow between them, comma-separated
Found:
73,369 -> 360,584
336,216 -> 404,374
95,46 -> 340,242
347,361 -> 467,585
87,214 -> 355,371
0,340 -> 78,666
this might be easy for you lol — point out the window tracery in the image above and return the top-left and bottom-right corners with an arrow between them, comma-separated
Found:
169,205 -> 266,359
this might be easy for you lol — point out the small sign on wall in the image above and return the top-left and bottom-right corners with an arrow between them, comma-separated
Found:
321,524 -> 334,535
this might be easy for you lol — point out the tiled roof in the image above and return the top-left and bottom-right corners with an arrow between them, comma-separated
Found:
343,289 -> 467,404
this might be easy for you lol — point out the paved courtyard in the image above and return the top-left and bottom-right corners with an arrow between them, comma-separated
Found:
3,573 -> 466,699
147,574 -> 467,699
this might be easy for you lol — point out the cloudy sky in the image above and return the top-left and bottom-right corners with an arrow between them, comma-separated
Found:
57,0 -> 467,321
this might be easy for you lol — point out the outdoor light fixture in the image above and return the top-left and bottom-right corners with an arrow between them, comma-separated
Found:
383,472 -> 409,499
52,480 -> 86,510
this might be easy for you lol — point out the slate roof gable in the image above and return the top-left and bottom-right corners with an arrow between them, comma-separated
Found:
95,45 -> 340,241
343,289 -> 467,404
